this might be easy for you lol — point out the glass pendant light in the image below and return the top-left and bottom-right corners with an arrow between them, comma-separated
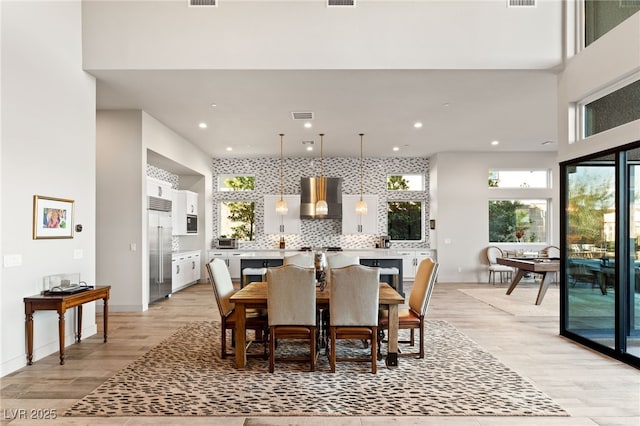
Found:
356,133 -> 368,215
275,133 -> 288,215
315,133 -> 329,216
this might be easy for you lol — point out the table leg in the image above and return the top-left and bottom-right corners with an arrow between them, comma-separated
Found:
58,310 -> 65,365
25,307 -> 34,365
506,269 -> 526,295
103,296 -> 109,342
75,305 -> 83,343
535,272 -> 553,305
235,303 -> 247,369
386,304 -> 399,367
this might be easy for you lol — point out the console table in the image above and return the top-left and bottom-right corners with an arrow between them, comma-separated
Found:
24,286 -> 110,365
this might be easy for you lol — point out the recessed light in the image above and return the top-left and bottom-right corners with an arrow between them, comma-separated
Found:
393,146 -> 400,151
210,103 -> 217,107
198,122 -> 208,129
443,102 -> 450,107
304,122 -> 312,129
491,140 -> 499,146
225,147 -> 232,152
414,122 -> 423,129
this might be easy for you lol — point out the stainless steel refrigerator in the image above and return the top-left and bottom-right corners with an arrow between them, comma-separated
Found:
148,196 -> 172,303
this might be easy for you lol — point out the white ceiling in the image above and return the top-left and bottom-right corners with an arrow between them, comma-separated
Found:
87,0 -> 562,161
95,68 -> 559,159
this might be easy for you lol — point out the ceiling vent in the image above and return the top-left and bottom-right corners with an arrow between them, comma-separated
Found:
507,0 -> 536,6
189,0 -> 217,7
327,0 -> 356,7
291,112 -> 314,120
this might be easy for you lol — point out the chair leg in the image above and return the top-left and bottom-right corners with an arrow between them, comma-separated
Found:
221,328 -> 228,359
269,326 -> 276,373
310,326 -> 316,372
371,326 -> 377,374
419,318 -> 425,358
330,326 -> 336,373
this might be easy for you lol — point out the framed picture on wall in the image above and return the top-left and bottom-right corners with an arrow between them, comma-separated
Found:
32,195 -> 74,239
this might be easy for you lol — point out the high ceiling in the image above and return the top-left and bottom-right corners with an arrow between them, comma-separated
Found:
95,68 -> 558,159
87,0 -> 562,161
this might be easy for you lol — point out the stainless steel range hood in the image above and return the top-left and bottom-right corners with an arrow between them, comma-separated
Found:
300,177 -> 342,219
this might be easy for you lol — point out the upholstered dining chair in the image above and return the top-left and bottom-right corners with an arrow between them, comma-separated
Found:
326,253 -> 360,269
486,246 -> 514,285
328,264 -> 380,374
266,265 -> 317,372
283,253 -> 314,268
206,259 -> 268,359
378,258 -> 439,359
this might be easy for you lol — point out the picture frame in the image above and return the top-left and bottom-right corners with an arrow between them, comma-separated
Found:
33,195 -> 74,239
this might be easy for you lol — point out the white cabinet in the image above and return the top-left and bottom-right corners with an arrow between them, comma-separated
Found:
172,251 -> 201,291
342,194 -> 378,234
395,249 -> 436,280
173,190 -> 198,235
208,251 -> 245,281
263,195 -> 301,234
147,177 -> 173,201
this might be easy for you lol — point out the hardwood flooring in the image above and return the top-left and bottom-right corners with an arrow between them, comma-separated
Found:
1,280 -> 639,425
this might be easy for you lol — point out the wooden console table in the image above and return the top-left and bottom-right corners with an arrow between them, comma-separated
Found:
24,285 -> 110,365
497,258 -> 559,305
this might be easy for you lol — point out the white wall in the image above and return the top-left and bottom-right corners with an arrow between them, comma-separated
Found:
431,151 -> 559,283
82,0 -> 562,70
557,13 -> 640,162
1,1 -> 96,374
96,111 -> 213,312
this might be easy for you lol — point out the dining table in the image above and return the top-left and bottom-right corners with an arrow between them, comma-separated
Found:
229,281 -> 405,369
497,257 -> 559,305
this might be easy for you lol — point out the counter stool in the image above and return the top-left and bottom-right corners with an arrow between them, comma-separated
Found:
242,267 -> 268,288
378,267 -> 399,291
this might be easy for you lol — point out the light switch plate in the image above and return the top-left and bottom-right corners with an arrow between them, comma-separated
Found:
73,249 -> 83,259
3,254 -> 22,267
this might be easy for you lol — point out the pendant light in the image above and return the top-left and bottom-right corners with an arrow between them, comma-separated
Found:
355,133 -> 368,216
315,133 -> 329,216
275,133 -> 288,215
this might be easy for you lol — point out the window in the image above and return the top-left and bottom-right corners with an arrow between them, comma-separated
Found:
220,201 -> 255,241
488,199 -> 548,243
218,175 -> 255,191
218,174 -> 256,240
387,201 -> 423,241
583,78 -> 640,138
488,170 -> 549,188
584,0 -> 640,47
387,174 -> 424,191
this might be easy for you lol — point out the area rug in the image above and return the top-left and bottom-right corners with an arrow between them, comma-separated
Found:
459,285 -> 560,317
65,320 -> 566,417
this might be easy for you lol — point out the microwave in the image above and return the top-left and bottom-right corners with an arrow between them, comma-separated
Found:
186,214 -> 198,234
216,238 -> 237,249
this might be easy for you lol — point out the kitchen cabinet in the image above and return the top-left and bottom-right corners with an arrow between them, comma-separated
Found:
395,249 -> 436,280
173,190 -> 198,235
342,195 -> 378,234
209,251 -> 246,281
172,251 -> 201,291
263,195 -> 301,234
147,177 -> 173,201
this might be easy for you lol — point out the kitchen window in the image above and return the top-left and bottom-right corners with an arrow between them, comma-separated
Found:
220,201 -> 255,241
488,170 -> 549,188
387,201 -> 423,241
387,174 -> 423,191
218,175 -> 255,191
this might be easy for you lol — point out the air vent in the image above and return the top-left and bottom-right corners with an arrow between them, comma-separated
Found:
327,0 -> 356,7
189,0 -> 217,7
291,112 -> 314,120
507,0 -> 536,6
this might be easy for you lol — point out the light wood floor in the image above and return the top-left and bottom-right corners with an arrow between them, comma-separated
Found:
1,281 -> 639,425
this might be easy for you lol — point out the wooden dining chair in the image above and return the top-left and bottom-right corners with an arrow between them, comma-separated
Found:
206,259 -> 268,359
378,258 -> 439,359
266,265 -> 317,372
328,264 -> 380,374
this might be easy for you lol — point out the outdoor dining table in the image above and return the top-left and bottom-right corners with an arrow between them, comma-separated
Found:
229,281 -> 405,369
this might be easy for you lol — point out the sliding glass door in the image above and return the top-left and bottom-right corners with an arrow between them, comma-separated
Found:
561,146 -> 640,367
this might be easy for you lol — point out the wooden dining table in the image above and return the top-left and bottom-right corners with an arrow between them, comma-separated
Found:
497,257 -> 559,305
229,281 -> 405,369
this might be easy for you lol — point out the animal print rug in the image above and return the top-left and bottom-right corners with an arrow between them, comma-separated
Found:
65,320 -> 566,417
